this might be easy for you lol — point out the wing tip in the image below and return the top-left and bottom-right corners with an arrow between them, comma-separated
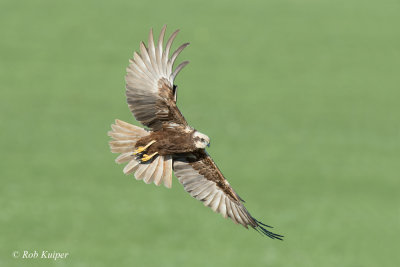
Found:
171,61 -> 190,81
253,218 -> 284,240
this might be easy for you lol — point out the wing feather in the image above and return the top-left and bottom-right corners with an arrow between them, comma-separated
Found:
225,196 -> 238,224
171,61 -> 190,81
147,29 -> 159,76
210,191 -> 223,212
173,150 -> 283,240
168,43 -> 190,73
185,179 -> 205,192
197,183 -> 215,201
218,195 -> 228,218
128,59 -> 149,80
191,180 -> 214,196
156,26 -> 166,75
139,42 -> 154,78
203,189 -> 218,207
133,52 -> 154,81
164,29 -> 180,76
126,26 -> 189,130
231,203 -> 245,226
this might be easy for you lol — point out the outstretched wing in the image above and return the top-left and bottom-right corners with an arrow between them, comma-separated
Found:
173,150 -> 283,240
126,26 -> 189,130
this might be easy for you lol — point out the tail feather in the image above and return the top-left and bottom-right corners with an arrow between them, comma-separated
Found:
109,119 -> 173,188
143,156 -> 160,184
115,152 -> 134,164
135,163 -> 149,180
108,132 -> 138,140
115,119 -> 148,133
110,124 -> 137,135
162,155 -> 173,188
153,157 -> 165,186
109,140 -> 136,147
110,146 -> 136,153
123,159 -> 140,174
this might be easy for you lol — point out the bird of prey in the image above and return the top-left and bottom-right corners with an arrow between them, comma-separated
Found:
108,26 -> 283,240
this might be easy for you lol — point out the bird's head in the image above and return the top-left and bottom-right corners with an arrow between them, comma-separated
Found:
193,131 -> 210,149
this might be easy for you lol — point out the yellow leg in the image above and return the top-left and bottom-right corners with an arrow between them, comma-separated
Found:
141,152 -> 159,162
133,140 -> 156,155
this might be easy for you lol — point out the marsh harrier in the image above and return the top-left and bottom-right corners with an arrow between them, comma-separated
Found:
108,26 -> 283,240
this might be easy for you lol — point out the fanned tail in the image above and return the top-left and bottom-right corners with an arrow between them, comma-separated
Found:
108,119 -> 173,188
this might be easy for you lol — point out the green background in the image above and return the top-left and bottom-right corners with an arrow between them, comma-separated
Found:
1,0 -> 399,266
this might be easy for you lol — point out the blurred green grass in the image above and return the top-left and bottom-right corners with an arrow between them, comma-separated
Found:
1,0 -> 399,266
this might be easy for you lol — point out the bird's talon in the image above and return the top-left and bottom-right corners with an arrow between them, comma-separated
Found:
133,146 -> 145,155
140,152 -> 158,162
141,154 -> 151,162
133,140 -> 157,155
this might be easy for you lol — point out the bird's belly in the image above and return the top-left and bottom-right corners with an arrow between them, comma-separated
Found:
147,131 -> 194,155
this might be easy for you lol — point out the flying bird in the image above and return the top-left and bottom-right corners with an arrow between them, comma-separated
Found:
108,26 -> 283,240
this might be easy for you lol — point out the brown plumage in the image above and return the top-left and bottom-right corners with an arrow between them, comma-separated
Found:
135,126 -> 195,156
108,26 -> 283,240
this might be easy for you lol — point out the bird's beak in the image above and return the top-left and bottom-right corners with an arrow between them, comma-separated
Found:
207,143 -> 210,147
